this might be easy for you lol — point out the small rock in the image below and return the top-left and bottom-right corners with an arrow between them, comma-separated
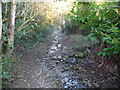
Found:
49,50 -> 55,53
71,58 -> 77,64
50,45 -> 57,50
72,80 -> 78,84
52,56 -> 57,60
66,82 -> 73,86
24,80 -> 27,82
64,86 -> 68,88
58,56 -> 62,59
56,61 -> 60,64
75,52 -> 85,58
62,77 -> 69,83
61,60 -> 63,62
58,44 -> 62,48
36,59 -> 39,61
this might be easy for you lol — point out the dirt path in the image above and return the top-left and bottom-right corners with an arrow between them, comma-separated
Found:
12,27 -> 118,88
12,28 -> 60,88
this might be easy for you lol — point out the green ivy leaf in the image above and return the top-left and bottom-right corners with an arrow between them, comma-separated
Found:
98,16 -> 101,21
111,30 -> 120,33
112,38 -> 120,44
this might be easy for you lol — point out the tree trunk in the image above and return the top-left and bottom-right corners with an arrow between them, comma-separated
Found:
0,1 -> 2,89
7,0 -> 16,54
0,1 -> 2,55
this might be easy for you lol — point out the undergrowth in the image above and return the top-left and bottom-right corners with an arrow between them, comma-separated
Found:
15,23 -> 53,50
2,21 -> 53,88
2,55 -> 18,88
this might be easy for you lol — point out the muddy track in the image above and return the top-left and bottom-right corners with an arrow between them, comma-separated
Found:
42,29 -> 84,88
12,28 -> 85,88
12,27 -> 118,88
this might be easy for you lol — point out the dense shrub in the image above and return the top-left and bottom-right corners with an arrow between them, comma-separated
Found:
67,2 -> 120,58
